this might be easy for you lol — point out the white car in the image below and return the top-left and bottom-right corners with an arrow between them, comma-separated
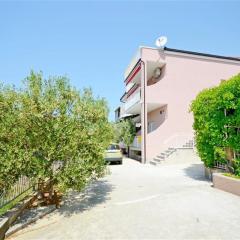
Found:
105,144 -> 123,164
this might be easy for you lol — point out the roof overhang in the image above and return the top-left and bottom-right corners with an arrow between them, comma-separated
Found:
124,60 -> 141,85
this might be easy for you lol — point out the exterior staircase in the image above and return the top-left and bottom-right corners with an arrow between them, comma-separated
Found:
149,139 -> 194,166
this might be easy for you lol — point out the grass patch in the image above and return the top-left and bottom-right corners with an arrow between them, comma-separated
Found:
0,189 -> 33,217
223,173 -> 240,180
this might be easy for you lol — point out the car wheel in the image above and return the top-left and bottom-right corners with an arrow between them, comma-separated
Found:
119,161 -> 122,165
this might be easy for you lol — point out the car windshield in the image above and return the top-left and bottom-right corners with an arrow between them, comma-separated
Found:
108,144 -> 120,150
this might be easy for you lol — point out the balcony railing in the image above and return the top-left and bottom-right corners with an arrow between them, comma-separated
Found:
131,136 -> 141,150
124,88 -> 141,112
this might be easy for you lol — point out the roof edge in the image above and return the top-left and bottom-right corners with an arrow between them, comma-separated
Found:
164,47 -> 240,62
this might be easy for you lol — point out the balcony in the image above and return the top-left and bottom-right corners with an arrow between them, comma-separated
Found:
124,49 -> 141,80
124,87 -> 141,114
130,136 -> 141,150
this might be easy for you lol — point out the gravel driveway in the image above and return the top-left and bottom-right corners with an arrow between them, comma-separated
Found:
9,155 -> 240,240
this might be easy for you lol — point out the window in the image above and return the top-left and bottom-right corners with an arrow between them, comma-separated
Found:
108,144 -> 120,150
148,122 -> 156,133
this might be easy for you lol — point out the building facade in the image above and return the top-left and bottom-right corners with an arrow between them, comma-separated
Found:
117,47 -> 240,164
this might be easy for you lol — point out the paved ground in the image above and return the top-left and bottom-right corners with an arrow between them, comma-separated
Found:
9,153 -> 240,240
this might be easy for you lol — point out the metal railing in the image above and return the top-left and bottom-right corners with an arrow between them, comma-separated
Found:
131,136 -> 141,149
214,161 -> 227,170
124,88 -> 141,113
163,134 -> 195,149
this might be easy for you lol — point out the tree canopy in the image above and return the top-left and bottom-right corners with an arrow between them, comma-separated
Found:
0,71 -> 113,192
113,119 -> 136,155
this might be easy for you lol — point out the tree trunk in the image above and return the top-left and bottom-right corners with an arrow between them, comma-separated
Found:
128,146 -> 130,158
225,147 -> 235,173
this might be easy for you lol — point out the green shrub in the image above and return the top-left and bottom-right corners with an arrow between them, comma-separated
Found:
190,74 -> 240,176
0,71 -> 113,192
113,119 -> 136,156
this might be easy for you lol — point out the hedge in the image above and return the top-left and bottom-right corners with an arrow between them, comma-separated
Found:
190,74 -> 240,176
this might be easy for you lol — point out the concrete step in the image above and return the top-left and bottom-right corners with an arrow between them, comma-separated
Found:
151,140 -> 195,167
155,149 -> 176,162
177,147 -> 194,149
164,151 -> 175,157
149,161 -> 157,166
167,148 -> 176,152
153,158 -> 164,163
151,149 -> 200,166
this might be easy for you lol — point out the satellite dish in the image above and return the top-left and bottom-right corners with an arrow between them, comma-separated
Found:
155,36 -> 168,48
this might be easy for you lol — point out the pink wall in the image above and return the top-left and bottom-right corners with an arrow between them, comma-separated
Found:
147,106 -> 167,133
141,48 -> 240,161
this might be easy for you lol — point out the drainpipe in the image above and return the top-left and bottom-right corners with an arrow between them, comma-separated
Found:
140,60 -> 147,164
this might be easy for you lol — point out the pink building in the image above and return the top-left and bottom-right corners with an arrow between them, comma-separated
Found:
116,47 -> 240,164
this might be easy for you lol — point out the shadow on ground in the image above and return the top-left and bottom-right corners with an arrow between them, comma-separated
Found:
183,163 -> 208,181
6,179 -> 114,236
58,179 -> 114,217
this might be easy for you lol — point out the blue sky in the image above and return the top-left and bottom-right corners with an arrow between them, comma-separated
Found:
0,1 -> 240,120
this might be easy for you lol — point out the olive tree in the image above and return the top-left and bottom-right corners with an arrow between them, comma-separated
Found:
0,71 -> 113,192
113,119 -> 136,156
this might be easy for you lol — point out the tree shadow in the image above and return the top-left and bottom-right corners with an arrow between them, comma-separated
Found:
6,179 -> 113,235
183,163 -> 209,182
58,179 -> 114,217
7,205 -> 56,233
